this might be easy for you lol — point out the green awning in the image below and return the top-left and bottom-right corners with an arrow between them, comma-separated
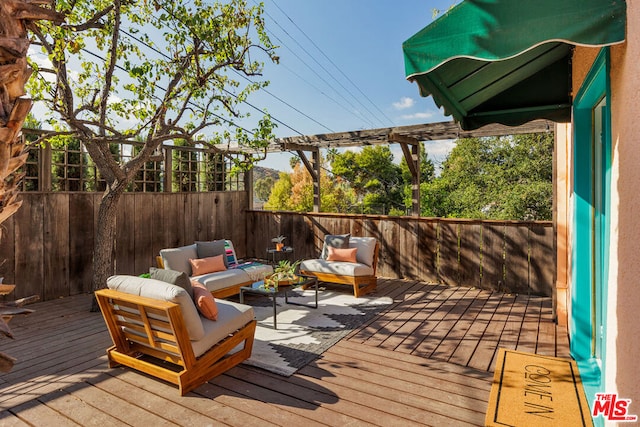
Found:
403,0 -> 626,130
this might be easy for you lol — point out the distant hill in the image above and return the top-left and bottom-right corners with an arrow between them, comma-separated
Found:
253,166 -> 280,182
252,166 -> 281,209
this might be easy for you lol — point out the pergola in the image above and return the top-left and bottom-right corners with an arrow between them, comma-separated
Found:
259,119 -> 554,215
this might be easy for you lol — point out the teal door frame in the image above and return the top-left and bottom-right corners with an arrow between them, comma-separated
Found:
572,48 -> 611,404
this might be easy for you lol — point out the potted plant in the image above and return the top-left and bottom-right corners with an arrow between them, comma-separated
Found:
271,235 -> 286,251
266,259 -> 301,287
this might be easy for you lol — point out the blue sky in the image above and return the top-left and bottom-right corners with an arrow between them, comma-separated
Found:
249,0 -> 460,171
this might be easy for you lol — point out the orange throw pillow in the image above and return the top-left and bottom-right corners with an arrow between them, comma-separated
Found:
326,246 -> 358,263
191,281 -> 218,321
189,255 -> 226,276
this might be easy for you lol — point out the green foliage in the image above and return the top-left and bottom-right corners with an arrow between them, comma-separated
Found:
330,146 -> 404,214
422,133 -> 553,220
28,0 -> 279,184
254,176 -> 275,201
263,156 -> 356,213
264,172 -> 293,210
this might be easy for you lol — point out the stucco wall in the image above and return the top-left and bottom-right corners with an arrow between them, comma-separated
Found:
568,0 -> 640,411
608,0 -> 640,409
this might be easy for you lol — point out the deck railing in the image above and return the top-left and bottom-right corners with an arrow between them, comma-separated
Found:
0,194 -> 554,302
246,211 -> 555,296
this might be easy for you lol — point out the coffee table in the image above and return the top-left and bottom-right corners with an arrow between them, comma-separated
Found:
239,274 -> 318,329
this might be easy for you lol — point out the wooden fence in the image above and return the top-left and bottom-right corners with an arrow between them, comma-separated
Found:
0,192 -> 249,301
0,195 -> 555,302
246,211 -> 555,296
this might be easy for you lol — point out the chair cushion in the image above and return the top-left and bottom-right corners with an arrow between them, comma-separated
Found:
191,281 -> 218,321
192,299 -> 255,358
192,268 -> 252,293
159,244 -> 198,276
106,275 -> 205,341
196,240 -> 228,267
299,259 -> 374,277
149,267 -> 193,299
327,246 -> 358,263
321,233 -> 350,259
349,237 -> 377,267
189,255 -> 227,276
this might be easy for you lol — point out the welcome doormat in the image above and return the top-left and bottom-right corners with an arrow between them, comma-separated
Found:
236,286 -> 393,376
485,349 -> 593,427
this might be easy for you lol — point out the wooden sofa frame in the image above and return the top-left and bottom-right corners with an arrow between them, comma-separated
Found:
95,289 -> 256,396
300,242 -> 379,298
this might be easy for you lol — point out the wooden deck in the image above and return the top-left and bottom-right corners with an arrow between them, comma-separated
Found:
0,279 -> 569,426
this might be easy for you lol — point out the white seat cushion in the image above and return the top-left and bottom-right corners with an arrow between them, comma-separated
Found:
193,268 -> 252,292
192,299 -> 255,358
299,259 -> 374,277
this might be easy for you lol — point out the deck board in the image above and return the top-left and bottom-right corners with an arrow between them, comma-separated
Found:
1,279 -> 569,426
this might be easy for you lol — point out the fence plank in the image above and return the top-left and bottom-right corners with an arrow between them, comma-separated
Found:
417,220 -> 438,283
116,195 -> 136,276
44,194 -> 70,299
439,221 -> 459,286
459,221 -> 481,288
68,194 -> 94,295
481,223 -> 504,292
134,193 -> 154,275
529,223 -> 555,295
14,195 -> 44,299
504,223 -> 530,294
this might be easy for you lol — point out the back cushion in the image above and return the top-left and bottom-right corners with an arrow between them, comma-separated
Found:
196,240 -> 228,267
349,237 -> 377,267
159,244 -> 198,276
149,267 -> 193,299
106,275 -> 205,340
321,233 -> 350,259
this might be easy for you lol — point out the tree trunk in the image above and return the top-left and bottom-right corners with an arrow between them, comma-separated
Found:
89,186 -> 123,311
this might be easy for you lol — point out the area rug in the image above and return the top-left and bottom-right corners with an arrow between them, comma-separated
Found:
486,348 -> 593,427
235,286 -> 393,376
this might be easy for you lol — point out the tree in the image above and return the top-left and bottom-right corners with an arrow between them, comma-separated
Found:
264,157 -> 356,212
330,146 -> 403,214
27,0 -> 278,306
254,175 -> 275,201
422,133 -> 553,220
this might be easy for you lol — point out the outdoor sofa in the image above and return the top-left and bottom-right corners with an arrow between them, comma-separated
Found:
95,274 -> 256,395
157,240 -> 272,298
300,235 -> 379,297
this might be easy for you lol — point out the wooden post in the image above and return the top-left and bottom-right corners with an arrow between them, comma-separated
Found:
389,133 -> 420,216
312,148 -> 321,212
163,146 -> 172,192
295,149 -> 321,212
245,166 -> 254,210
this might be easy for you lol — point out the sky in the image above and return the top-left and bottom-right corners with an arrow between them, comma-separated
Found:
246,0 -> 461,171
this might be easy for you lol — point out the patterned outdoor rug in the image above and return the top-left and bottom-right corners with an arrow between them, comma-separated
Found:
234,285 -> 393,376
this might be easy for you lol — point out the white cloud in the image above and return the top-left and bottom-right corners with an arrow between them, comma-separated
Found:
399,111 -> 435,121
392,96 -> 415,110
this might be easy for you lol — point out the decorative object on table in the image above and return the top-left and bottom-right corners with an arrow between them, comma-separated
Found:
239,285 -> 393,376
240,274 -> 319,329
267,259 -> 301,286
271,235 -> 286,251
